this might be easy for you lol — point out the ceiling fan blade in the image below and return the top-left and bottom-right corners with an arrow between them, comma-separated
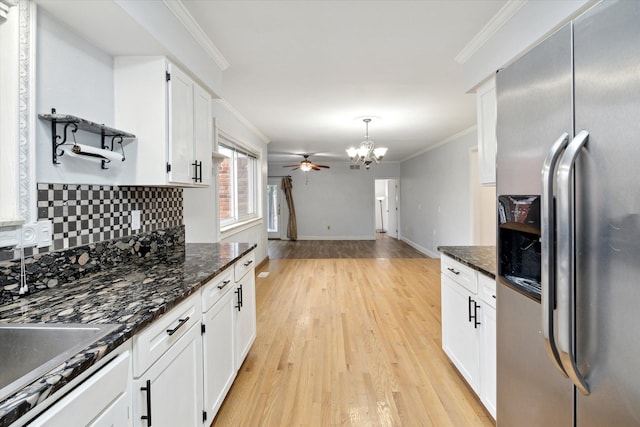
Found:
292,166 -> 300,171
315,165 -> 330,168
282,164 -> 300,168
311,165 -> 321,171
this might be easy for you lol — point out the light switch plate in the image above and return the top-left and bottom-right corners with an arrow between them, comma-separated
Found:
37,220 -> 53,248
131,210 -> 141,231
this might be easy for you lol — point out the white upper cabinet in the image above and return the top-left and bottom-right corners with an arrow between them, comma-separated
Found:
477,77 -> 497,185
114,57 -> 212,187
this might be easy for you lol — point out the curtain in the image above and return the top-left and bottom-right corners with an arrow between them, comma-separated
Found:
282,176 -> 297,240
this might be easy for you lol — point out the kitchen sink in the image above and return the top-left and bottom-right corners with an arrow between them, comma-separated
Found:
0,323 -> 119,402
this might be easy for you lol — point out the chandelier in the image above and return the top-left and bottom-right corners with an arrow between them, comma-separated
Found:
346,118 -> 388,169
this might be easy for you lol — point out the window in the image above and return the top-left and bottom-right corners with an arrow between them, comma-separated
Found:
218,136 -> 258,227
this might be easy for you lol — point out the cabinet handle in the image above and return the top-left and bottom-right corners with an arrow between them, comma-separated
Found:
197,160 -> 203,182
239,284 -> 244,308
217,279 -> 231,290
447,267 -> 460,275
235,287 -> 242,311
192,161 -> 199,182
468,296 -> 473,322
243,260 -> 254,267
166,317 -> 190,336
469,299 -> 481,329
140,379 -> 152,427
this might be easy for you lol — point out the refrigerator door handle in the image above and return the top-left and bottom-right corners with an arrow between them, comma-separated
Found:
541,132 -> 570,378
556,129 -> 590,396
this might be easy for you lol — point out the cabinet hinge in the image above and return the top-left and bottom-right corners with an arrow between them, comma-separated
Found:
166,163 -> 171,173
203,411 -> 208,422
201,323 -> 206,334
166,71 -> 171,81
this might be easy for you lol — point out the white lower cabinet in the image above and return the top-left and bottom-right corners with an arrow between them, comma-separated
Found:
441,255 -> 496,419
234,271 -> 256,369
29,343 -> 132,427
441,274 -> 480,392
201,268 -> 236,422
133,293 -> 204,427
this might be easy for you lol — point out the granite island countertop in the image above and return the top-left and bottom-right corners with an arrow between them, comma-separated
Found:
437,246 -> 496,278
0,242 -> 256,427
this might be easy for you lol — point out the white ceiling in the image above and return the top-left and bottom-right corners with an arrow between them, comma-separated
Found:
182,0 -> 507,163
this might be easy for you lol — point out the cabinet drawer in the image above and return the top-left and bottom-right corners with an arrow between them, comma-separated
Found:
234,251 -> 255,282
479,273 -> 497,308
441,255 -> 477,294
31,346 -> 131,427
202,266 -> 234,312
133,293 -> 201,377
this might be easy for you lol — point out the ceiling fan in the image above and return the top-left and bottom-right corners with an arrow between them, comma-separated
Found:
283,154 -> 330,172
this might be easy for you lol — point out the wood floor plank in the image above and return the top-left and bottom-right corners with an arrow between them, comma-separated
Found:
212,243 -> 494,427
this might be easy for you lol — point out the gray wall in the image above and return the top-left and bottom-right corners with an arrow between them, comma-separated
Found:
400,128 -> 477,256
268,161 -> 400,240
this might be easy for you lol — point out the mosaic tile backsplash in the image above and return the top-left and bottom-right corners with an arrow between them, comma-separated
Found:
0,183 -> 185,302
36,183 -> 183,253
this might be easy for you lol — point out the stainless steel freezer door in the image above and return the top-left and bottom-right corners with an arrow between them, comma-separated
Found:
497,283 -> 573,426
496,23 -> 574,426
573,1 -> 640,425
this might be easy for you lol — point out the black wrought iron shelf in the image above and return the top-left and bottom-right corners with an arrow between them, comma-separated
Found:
39,108 -> 136,169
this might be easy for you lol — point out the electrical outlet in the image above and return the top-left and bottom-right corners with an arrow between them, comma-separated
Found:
131,210 -> 141,231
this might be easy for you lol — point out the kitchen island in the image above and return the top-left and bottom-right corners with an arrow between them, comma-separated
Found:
0,242 -> 255,426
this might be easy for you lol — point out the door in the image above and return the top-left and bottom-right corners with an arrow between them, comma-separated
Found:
168,64 -> 194,185
267,178 -> 283,239
441,275 -> 479,392
203,287 -> 236,420
496,22 -> 573,426
387,179 -> 399,238
193,83 -> 212,185
573,2 -> 640,425
134,323 -> 203,427
235,272 -> 256,370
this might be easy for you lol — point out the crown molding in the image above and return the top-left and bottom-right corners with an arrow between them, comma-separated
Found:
455,0 -> 527,65
216,99 -> 271,145
163,0 -> 230,71
401,125 -> 477,162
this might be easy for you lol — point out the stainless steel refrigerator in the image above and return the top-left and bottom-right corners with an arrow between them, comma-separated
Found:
496,1 -> 640,425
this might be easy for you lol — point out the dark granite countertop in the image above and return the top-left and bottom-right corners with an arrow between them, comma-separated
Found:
0,242 -> 255,427
437,246 -> 496,278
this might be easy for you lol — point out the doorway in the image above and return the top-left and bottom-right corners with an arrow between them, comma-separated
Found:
374,179 -> 399,239
267,177 -> 284,239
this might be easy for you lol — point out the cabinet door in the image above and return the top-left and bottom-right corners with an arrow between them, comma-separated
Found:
441,274 -> 480,392
193,83 -> 212,185
168,64 -> 195,185
203,287 -> 236,420
477,77 -> 497,185
480,303 -> 497,419
235,271 -> 256,370
134,322 -> 203,427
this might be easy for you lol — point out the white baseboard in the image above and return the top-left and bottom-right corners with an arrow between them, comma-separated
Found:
400,237 -> 440,258
296,235 -> 375,241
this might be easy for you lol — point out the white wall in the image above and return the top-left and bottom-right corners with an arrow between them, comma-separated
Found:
36,9 -> 124,185
268,161 -> 400,240
183,99 -> 269,265
400,128 -> 477,257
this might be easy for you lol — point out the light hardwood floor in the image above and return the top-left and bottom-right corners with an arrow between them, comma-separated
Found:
212,251 -> 495,426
